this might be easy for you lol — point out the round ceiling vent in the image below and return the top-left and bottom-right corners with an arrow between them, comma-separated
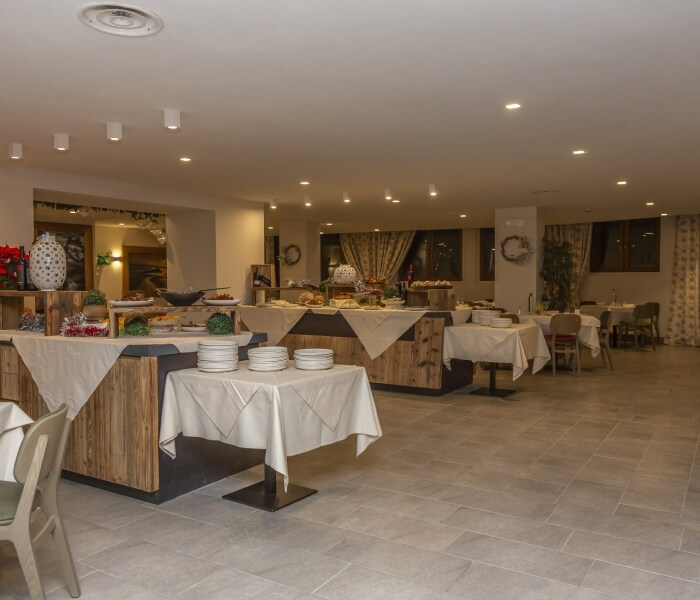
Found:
78,4 -> 164,37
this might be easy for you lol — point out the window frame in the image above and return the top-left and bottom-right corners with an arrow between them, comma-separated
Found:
479,227 -> 495,281
590,217 -> 660,273
401,229 -> 462,281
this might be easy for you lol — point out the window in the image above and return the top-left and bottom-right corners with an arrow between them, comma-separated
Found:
320,233 -> 345,282
590,217 -> 660,272
479,228 -> 495,281
401,229 -> 462,280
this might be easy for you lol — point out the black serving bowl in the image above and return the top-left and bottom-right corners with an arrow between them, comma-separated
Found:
156,289 -> 205,306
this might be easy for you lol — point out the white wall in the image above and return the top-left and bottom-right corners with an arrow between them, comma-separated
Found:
579,216 -> 675,336
166,211 -> 217,293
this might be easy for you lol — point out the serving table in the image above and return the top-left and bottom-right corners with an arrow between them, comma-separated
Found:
0,401 -> 33,481
443,323 -> 550,397
520,313 -> 601,357
0,290 -> 85,335
0,330 -> 267,502
238,305 -> 474,394
108,304 -> 239,338
160,363 -> 381,511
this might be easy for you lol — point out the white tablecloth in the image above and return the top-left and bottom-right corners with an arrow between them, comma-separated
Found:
443,323 -> 551,380
11,333 -> 254,420
0,402 -> 33,481
238,305 -> 307,345
520,314 -> 601,357
159,363 -> 382,489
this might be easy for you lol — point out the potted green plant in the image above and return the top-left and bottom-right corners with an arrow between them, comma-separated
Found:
82,289 -> 108,321
539,239 -> 576,312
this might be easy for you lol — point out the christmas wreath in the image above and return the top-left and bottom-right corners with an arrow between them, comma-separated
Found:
500,235 -> 533,265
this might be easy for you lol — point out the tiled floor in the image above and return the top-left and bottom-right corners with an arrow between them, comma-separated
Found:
2,344 -> 700,599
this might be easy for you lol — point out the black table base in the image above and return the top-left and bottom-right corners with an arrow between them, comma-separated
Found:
469,362 -> 517,399
222,463 -> 317,512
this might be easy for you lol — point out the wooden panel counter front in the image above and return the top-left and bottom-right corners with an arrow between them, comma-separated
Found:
276,311 -> 472,394
0,338 -> 265,503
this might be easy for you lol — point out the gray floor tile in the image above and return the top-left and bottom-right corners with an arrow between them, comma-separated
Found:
314,564 -> 439,600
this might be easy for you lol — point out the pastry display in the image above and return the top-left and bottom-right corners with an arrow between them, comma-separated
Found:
410,280 -> 453,289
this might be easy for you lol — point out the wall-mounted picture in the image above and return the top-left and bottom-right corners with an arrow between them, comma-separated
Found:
122,245 -> 167,297
34,222 -> 93,291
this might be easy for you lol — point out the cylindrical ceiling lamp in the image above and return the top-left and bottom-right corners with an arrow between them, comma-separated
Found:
9,143 -> 22,160
54,133 -> 69,152
429,183 -> 438,197
270,199 -> 277,210
106,121 -> 122,142
343,192 -> 351,203
384,188 -> 392,200
164,109 -> 180,131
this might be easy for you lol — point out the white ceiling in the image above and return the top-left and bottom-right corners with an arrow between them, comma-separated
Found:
2,1 -> 700,232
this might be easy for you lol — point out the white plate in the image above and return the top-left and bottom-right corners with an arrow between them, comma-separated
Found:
248,364 -> 287,372
294,348 -> 333,355
181,326 -> 207,332
199,366 -> 238,373
296,363 -> 333,370
406,306 -> 430,311
202,299 -> 241,306
110,299 -> 154,307
148,319 -> 179,328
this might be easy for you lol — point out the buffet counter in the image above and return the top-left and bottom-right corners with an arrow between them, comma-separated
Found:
238,305 -> 474,394
0,330 -> 266,503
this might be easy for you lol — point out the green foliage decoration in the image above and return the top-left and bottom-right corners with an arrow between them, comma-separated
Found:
539,238 -> 576,312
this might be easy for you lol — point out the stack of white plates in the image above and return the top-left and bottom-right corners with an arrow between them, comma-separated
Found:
248,346 -> 289,371
293,348 -> 334,370
198,340 -> 239,372
491,317 -> 513,329
472,309 -> 501,324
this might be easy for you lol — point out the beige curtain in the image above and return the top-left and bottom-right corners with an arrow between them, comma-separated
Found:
665,215 -> 700,346
340,231 -> 415,281
544,223 -> 592,307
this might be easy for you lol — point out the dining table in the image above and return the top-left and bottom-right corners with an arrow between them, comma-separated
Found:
520,313 -> 601,356
159,362 -> 382,511
442,322 -> 550,397
0,402 -> 33,481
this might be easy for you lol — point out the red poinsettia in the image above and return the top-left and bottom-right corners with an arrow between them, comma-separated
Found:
0,244 -> 29,284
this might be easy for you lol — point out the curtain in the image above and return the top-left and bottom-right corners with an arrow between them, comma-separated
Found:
544,223 -> 592,307
340,231 -> 415,281
665,215 -> 700,346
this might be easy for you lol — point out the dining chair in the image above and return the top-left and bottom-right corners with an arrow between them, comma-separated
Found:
545,313 -> 582,376
0,404 -> 80,600
500,313 -> 520,324
579,304 -> 605,319
598,310 -> 614,370
619,304 -> 655,351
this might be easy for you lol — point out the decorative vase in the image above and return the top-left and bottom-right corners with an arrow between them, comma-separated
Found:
333,264 -> 357,285
29,233 -> 67,291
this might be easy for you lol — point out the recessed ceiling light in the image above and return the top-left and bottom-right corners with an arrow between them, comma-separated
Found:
300,180 -> 310,185
179,157 -> 191,162
326,223 -> 332,226
374,228 -> 380,232
118,222 -> 125,226
391,199 -> 400,204
320,231 -> 324,235
646,202 -> 654,206
267,226 -> 274,230
343,192 -> 351,203
429,184 -> 438,197
505,103 -> 521,110
459,214 -> 467,218
572,149 -> 586,155
661,213 -> 668,216
69,209 -> 78,214
617,181 -> 627,185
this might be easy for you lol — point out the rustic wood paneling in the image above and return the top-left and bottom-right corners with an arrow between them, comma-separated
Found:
0,291 -> 85,335
281,316 -> 449,389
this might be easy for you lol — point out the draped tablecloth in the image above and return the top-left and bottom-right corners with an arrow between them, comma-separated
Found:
443,323 -> 551,380
0,402 -> 33,481
238,305 -> 470,359
159,363 -> 382,489
10,332 -> 254,420
238,305 -> 308,345
520,314 -> 601,357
